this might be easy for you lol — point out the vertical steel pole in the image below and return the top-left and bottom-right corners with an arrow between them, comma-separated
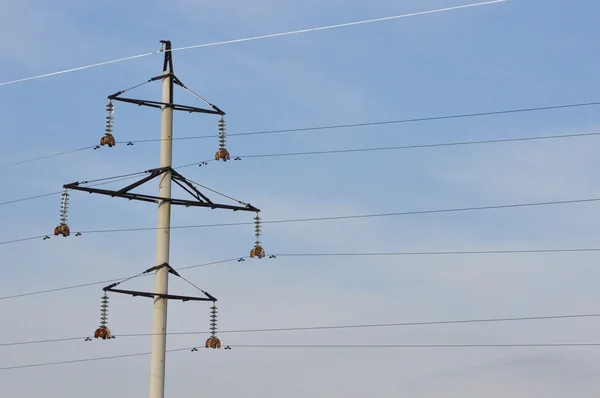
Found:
150,40 -> 174,398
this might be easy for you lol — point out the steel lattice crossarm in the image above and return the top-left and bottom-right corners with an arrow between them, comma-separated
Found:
63,166 -> 260,213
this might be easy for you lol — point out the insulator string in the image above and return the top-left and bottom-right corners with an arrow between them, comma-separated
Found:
59,190 -> 69,224
100,101 -> 116,148
54,189 -> 71,237
94,292 -> 114,340
205,302 -> 222,349
251,212 -> 265,258
215,116 -> 231,161
100,293 -> 109,329
210,304 -> 218,339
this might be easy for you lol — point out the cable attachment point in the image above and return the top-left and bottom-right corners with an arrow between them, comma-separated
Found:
53,189 -> 71,237
205,302 -> 221,349
94,292 -> 114,340
214,116 -> 230,162
250,212 -> 265,259
100,100 -> 116,148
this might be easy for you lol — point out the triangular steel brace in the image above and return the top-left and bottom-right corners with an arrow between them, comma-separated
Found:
102,280 -> 217,303
106,41 -> 224,117
63,167 -> 260,213
102,287 -> 217,303
101,260 -> 217,302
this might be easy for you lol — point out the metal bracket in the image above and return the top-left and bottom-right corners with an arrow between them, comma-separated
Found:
106,96 -> 224,115
106,40 -> 225,116
102,261 -> 217,302
63,167 -> 260,213
145,262 -> 181,277
103,287 -> 217,302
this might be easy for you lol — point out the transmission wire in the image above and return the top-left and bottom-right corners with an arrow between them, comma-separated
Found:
3,312 -> 600,349
4,102 -> 600,170
0,1 -> 505,88
3,197 -> 600,247
3,342 -> 600,371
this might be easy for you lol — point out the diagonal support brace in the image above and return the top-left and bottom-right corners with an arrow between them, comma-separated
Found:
63,167 -> 260,212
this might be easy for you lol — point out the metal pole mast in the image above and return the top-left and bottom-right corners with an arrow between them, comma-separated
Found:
150,40 -> 174,398
59,38 -> 265,398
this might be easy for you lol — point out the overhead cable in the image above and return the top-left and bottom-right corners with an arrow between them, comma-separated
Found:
0,1 -> 505,88
0,258 -> 243,300
2,312 -> 600,349
4,102 -> 600,170
2,197 -> 600,247
3,247 -> 600,301
3,341 -> 600,371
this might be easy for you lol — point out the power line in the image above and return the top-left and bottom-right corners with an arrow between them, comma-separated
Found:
223,132 -> 600,160
78,170 -> 150,184
0,235 -> 49,245
4,128 -> 598,208
0,1 -> 504,88
228,343 -> 600,348
2,127 -> 599,208
274,248 -> 600,257
171,1 -> 506,53
3,197 -> 600,247
8,121 -> 600,217
0,258 -> 243,300
0,146 -> 96,168
0,278 -> 122,300
0,173 -> 148,208
0,52 -> 156,88
3,247 -> 600,302
137,102 -> 600,143
0,348 -> 189,371
5,102 -> 600,170
0,191 -> 63,207
2,341 -> 599,371
3,312 -> 600,349
0,127 -> 597,218
68,197 -> 600,230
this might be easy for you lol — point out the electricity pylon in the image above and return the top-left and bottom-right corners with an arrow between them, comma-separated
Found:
56,40 -> 265,398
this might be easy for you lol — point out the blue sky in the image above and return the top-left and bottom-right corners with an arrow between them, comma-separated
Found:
2,0 -> 600,396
